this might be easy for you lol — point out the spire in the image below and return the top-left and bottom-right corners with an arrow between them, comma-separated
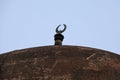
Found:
54,24 -> 67,45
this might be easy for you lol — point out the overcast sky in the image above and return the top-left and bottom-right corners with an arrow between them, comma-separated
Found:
0,0 -> 120,54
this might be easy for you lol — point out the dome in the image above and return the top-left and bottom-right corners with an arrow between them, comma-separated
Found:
0,45 -> 120,80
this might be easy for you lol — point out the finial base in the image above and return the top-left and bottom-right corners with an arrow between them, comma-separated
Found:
54,34 -> 64,45
55,40 -> 62,45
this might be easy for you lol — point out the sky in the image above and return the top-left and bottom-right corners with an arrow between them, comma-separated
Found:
0,0 -> 120,54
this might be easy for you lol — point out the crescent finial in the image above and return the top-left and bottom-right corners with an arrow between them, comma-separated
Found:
56,24 -> 67,34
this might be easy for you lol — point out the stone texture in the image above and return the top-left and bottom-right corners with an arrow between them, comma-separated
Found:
0,45 -> 120,80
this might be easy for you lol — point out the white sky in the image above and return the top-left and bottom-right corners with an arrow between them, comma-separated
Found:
0,0 -> 120,54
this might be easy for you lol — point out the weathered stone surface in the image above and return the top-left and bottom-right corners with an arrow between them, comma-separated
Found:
0,45 -> 120,80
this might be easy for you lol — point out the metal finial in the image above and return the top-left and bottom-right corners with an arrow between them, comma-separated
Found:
56,24 -> 67,34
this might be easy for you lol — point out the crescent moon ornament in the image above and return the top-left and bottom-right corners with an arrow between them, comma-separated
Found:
56,24 -> 67,34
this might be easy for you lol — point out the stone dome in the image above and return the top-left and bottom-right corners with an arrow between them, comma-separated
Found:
0,45 -> 120,80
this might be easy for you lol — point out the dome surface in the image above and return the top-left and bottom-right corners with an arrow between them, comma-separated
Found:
0,45 -> 120,80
